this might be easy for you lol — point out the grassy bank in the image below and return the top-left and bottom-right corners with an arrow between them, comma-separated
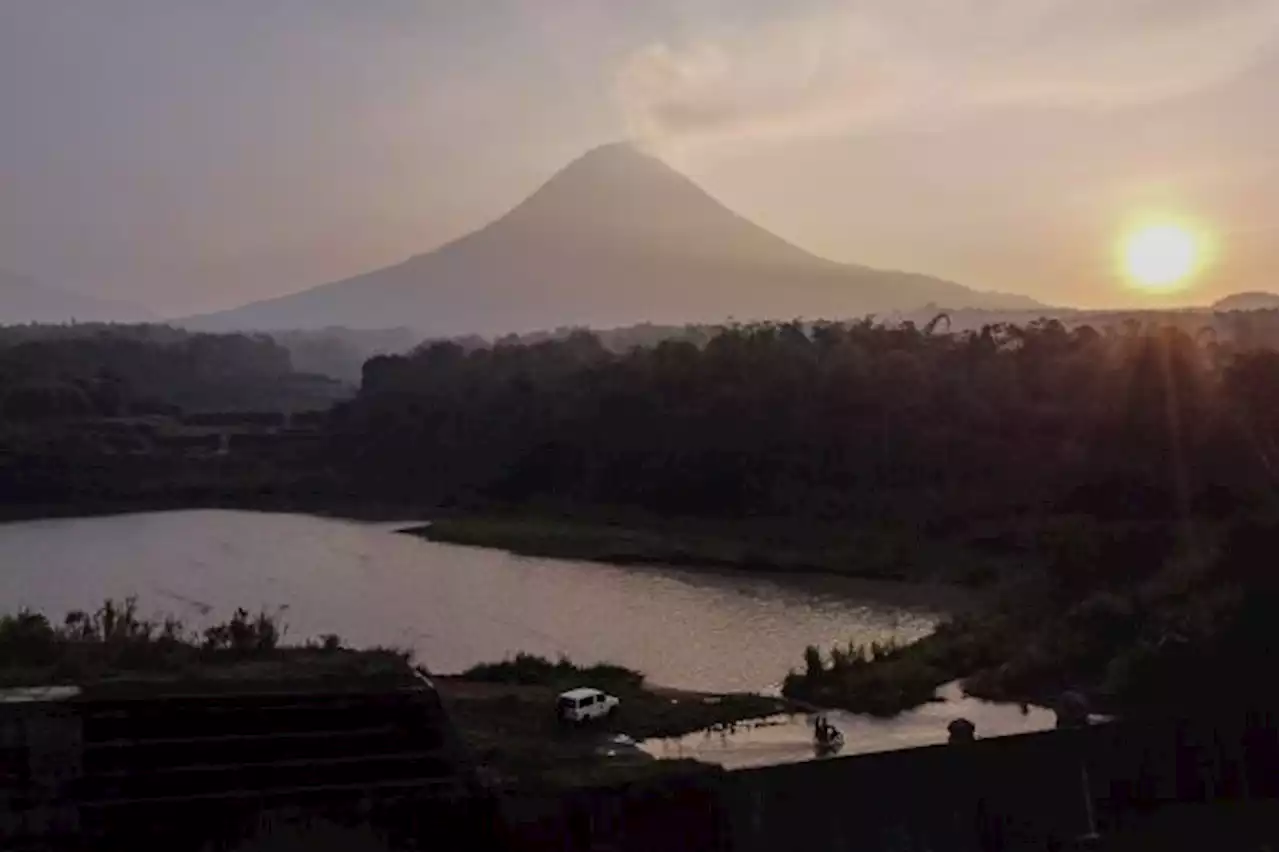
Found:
454,652 -> 789,740
782,516 -> 1277,720
0,597 -> 417,690
781,623 -> 1004,717
0,603 -> 786,792
405,512 -> 1008,586
439,653 -> 790,791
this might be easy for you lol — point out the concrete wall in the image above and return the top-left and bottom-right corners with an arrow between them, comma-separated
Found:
1,682 -> 498,851
5,693 -> 1272,851
502,711 -> 1275,852
0,698 -> 83,841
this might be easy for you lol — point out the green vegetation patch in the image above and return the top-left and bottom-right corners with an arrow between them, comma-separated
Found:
460,652 -> 644,694
0,598 -> 413,693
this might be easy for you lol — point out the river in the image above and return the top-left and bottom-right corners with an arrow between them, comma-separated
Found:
0,509 -> 964,694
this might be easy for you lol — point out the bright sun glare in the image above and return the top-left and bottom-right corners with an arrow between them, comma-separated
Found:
1123,224 -> 1198,291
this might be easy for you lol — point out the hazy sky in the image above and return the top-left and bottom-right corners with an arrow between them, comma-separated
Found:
2,0 -> 1275,316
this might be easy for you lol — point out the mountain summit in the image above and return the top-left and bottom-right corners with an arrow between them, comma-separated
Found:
502,142 -> 834,267
185,143 -> 1041,334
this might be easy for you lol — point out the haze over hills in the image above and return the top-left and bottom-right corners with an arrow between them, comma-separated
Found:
1,268 -> 150,324
183,143 -> 1043,335
1211,291 -> 1279,312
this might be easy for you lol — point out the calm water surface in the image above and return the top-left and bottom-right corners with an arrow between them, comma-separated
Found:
640,683 -> 1059,768
0,510 -> 962,693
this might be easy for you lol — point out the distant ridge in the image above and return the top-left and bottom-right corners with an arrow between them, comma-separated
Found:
1212,291 -> 1278,312
1,268 -> 150,324
184,142 -> 1044,335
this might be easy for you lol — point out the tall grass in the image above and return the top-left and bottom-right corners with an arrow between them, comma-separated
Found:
0,598 -> 403,686
783,637 -> 957,716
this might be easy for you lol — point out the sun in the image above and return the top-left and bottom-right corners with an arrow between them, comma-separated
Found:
1123,224 -> 1199,291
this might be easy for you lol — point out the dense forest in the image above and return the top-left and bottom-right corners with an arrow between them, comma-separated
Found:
336,318 -> 1275,525
0,326 -> 349,510
0,324 -> 349,415
333,317 -> 1276,716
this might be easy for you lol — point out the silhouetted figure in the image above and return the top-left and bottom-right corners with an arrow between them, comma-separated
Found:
1054,691 -> 1090,729
812,714 -> 843,754
948,718 -> 976,744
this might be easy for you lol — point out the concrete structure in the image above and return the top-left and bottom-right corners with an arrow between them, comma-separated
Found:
1,672 -> 493,850
0,685 -> 83,841
4,678 -> 1272,851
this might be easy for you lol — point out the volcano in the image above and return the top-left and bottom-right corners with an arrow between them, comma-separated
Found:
184,143 -> 1040,334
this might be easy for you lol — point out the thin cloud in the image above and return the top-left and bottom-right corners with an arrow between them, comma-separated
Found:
616,0 -> 1277,147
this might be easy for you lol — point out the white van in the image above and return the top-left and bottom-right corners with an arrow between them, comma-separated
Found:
556,687 -> 619,724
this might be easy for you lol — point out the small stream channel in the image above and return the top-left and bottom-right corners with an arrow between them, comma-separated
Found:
639,683 -> 1059,769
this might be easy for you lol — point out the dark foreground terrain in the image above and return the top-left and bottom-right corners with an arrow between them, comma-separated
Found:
0,603 -> 785,793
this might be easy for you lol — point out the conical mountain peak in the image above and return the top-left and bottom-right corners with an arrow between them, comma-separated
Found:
504,141 -> 709,227
563,140 -> 663,169
183,144 -> 1042,334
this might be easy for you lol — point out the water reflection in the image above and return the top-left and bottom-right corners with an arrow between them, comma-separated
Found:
640,683 -> 1059,768
0,510 -> 957,693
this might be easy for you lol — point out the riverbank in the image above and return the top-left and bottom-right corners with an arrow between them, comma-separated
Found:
0,495 -> 434,524
1,499 -> 994,604
1,495 -> 1006,591
436,660 -> 793,791
781,515 -> 1276,722
779,624 -> 1007,717
403,512 -> 1009,587
0,602 -> 794,792
8,509 -> 1266,730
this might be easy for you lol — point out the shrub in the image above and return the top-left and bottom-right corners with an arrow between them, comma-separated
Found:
460,653 -> 644,692
0,600 -> 305,685
0,609 -> 59,666
316,633 -> 344,652
783,637 -> 944,716
202,607 -> 283,654
803,645 -> 823,678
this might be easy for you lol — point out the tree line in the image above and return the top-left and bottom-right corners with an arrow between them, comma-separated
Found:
0,327 -> 345,417
334,318 -> 1277,530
